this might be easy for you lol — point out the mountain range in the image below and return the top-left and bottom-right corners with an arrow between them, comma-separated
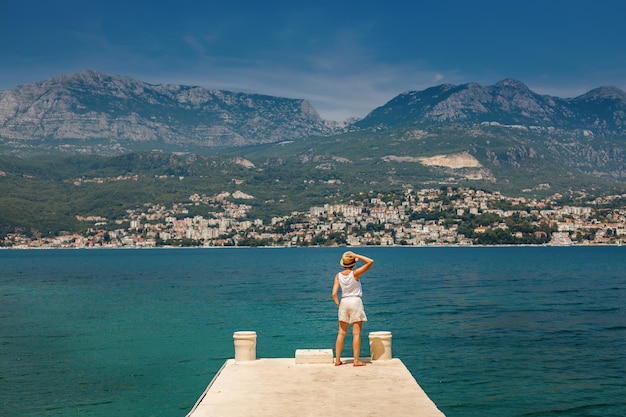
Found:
1,70 -> 626,199
1,71 -> 625,156
355,78 -> 626,134
2,71 -> 626,236
0,70 -> 334,155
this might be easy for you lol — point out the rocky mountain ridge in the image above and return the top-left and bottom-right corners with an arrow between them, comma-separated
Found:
0,70 -> 333,155
0,71 -> 625,158
355,78 -> 626,135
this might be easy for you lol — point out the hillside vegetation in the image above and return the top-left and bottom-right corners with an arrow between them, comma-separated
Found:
2,133 -> 626,238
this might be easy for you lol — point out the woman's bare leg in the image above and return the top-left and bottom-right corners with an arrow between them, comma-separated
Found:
335,321 -> 348,365
352,321 -> 365,366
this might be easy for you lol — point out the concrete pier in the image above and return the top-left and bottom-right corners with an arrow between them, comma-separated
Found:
186,332 -> 445,417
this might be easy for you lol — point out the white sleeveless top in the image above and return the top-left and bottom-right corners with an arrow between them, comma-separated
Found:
338,271 -> 362,298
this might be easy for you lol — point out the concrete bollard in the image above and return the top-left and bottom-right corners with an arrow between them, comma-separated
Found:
369,331 -> 392,361
233,331 -> 257,362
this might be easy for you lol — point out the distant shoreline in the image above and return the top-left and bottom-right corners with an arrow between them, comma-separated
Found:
1,243 -> 623,250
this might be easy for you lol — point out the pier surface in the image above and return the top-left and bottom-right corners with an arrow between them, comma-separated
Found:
187,357 -> 445,417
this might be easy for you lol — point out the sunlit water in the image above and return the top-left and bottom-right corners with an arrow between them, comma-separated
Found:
1,247 -> 624,417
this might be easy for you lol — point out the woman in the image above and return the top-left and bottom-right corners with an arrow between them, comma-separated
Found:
331,251 -> 374,366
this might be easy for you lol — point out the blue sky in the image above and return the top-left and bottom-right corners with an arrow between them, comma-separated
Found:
2,0 -> 625,120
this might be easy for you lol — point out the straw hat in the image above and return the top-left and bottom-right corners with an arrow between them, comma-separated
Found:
340,252 -> 356,268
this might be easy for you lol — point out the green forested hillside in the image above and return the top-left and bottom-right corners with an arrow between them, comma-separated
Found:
2,123 -> 626,237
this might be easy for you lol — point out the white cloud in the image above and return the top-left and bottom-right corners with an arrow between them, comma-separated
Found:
149,49 -> 457,121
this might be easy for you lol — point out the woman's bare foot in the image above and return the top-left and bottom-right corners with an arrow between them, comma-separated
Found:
353,360 -> 365,367
334,360 -> 343,366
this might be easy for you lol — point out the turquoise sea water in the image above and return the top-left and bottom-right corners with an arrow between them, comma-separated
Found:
1,247 -> 625,417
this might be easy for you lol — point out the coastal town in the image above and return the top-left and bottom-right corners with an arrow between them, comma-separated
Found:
3,186 -> 626,248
